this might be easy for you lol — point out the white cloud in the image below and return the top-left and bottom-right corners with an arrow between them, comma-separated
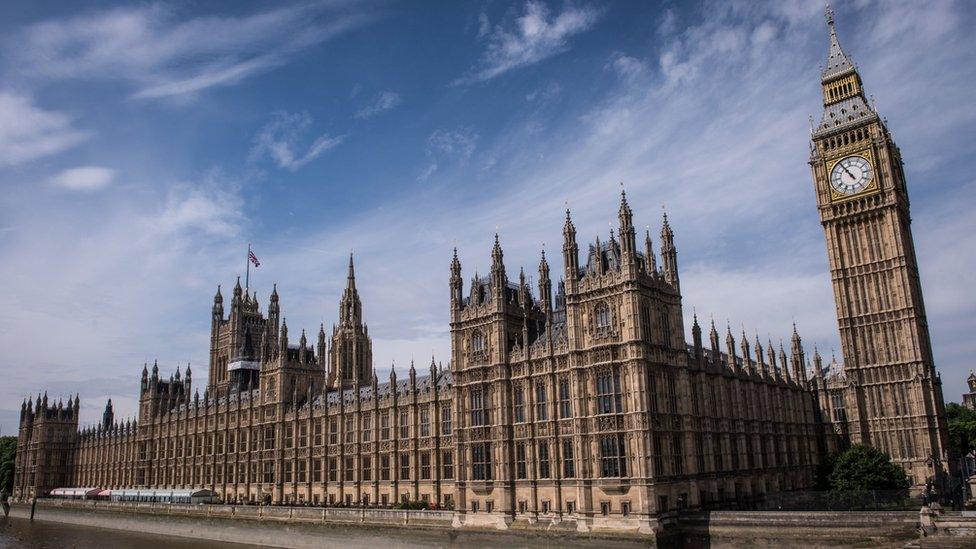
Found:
419,128 -> 478,180
10,3 -> 375,99
607,53 -> 648,82
456,1 -> 601,84
251,111 -> 344,172
355,91 -> 402,119
0,92 -> 89,166
49,166 -> 116,191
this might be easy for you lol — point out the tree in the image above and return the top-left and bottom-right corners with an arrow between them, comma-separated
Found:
828,443 -> 910,493
946,402 -> 976,459
0,436 -> 16,494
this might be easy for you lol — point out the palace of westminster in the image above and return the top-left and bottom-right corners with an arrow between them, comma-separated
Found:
12,8 -> 955,532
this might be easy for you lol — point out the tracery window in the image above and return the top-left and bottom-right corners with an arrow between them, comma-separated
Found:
470,389 -> 489,426
596,369 -> 622,414
471,331 -> 486,353
472,443 -> 492,481
513,386 -> 525,423
559,379 -> 572,419
600,435 -> 627,478
535,381 -> 548,421
595,303 -> 612,330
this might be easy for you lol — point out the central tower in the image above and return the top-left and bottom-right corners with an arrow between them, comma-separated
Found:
328,254 -> 373,390
808,6 -> 950,485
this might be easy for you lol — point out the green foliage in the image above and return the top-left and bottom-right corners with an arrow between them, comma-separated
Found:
828,443 -> 910,493
814,451 -> 838,491
0,436 -> 16,494
946,402 -> 976,458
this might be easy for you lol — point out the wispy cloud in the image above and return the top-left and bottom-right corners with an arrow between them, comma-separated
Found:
456,1 -> 601,84
0,92 -> 89,166
419,128 -> 478,180
49,166 -> 116,191
10,3 -> 376,100
355,90 -> 401,119
251,111 -> 344,172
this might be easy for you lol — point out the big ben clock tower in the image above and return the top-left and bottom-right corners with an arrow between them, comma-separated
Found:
809,5 -> 950,486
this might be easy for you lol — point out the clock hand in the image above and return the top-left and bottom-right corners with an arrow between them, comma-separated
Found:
841,164 -> 856,180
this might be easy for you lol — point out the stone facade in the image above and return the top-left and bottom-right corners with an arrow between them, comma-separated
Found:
13,7 -> 953,533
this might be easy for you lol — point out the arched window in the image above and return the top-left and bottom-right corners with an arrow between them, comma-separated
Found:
595,304 -> 612,330
471,331 -> 486,353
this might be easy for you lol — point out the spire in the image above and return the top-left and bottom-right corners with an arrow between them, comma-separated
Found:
213,285 -> 224,317
691,312 -> 703,359
339,254 -> 363,327
644,230 -> 657,274
563,209 -> 579,285
708,318 -> 720,364
346,252 -> 356,291
823,2 -> 854,80
660,210 -> 679,291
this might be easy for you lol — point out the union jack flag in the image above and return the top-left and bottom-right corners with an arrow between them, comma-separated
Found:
248,249 -> 260,268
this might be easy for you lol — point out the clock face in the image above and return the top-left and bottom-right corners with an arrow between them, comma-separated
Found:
830,155 -> 873,195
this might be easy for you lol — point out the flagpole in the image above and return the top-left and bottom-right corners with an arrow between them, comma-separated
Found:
245,243 -> 251,293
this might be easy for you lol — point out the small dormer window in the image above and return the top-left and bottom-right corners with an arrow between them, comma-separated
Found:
595,304 -> 612,330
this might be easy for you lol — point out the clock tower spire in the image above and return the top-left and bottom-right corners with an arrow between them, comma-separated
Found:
809,3 -> 951,487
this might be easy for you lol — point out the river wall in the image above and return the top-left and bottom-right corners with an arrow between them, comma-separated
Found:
12,500 -> 966,548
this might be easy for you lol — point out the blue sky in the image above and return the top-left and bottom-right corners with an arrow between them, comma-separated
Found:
1,0 -> 974,433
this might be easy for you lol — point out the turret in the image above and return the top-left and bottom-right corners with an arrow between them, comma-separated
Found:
450,248 -> 463,309
755,336 -> 769,378
644,230 -> 658,275
563,210 -> 579,290
538,249 -> 552,314
317,324 -> 327,366
740,330 -> 752,374
299,329 -> 308,363
813,344 -> 824,379
767,340 -> 779,380
725,325 -> 738,373
490,234 -> 506,303
232,276 -> 243,309
102,399 -> 114,429
691,313 -> 703,363
279,319 -> 289,357
141,362 -> 149,393
660,211 -> 679,291
779,343 -> 791,383
708,319 -> 720,366
213,285 -> 224,319
790,324 -> 808,384
618,190 -> 637,268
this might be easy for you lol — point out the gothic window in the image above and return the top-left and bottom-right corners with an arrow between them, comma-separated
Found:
671,433 -> 684,475
559,379 -> 572,419
595,303 -> 612,330
535,381 -> 548,421
471,443 -> 492,481
264,426 -> 275,450
471,331 -> 486,353
562,439 -> 575,478
601,435 -> 627,478
420,452 -> 431,480
596,369 -> 622,414
538,442 -> 551,479
515,442 -> 527,479
470,389 -> 488,426
399,410 -> 410,438
345,417 -> 354,443
648,372 -> 659,413
440,404 -> 452,435
344,456 -> 354,481
420,408 -> 430,437
362,457 -> 372,481
514,386 -> 525,423
314,421 -> 323,446
399,453 -> 410,480
362,413 -> 372,442
329,419 -> 338,444
380,455 -> 390,481
381,412 -> 390,440
442,450 -> 454,479
299,424 -> 308,447
666,370 -> 678,414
